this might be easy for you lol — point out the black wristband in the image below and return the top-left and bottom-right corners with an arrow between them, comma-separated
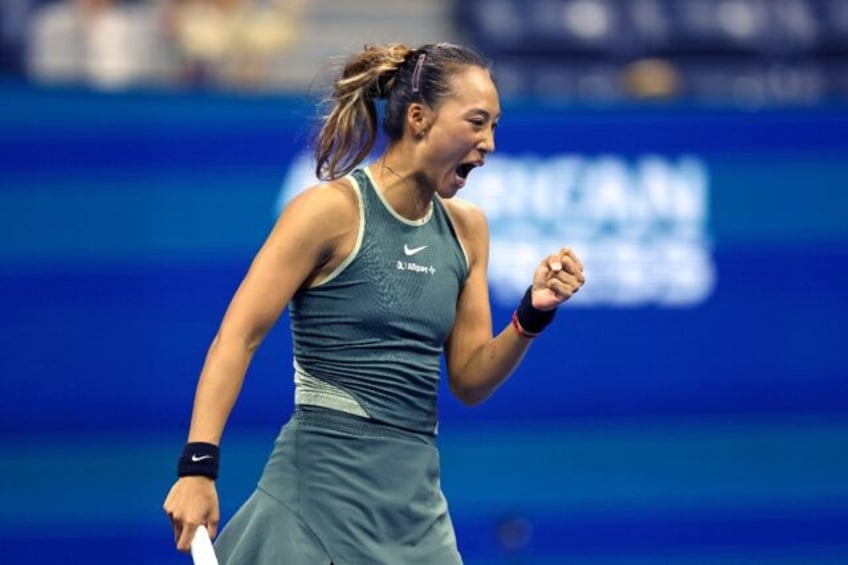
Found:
177,442 -> 220,480
514,286 -> 556,335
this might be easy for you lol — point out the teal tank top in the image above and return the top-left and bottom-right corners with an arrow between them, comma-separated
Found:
288,168 -> 470,434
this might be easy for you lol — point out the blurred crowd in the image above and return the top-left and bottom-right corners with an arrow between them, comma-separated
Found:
461,0 -> 848,105
0,0 -> 306,90
1,0 -> 847,104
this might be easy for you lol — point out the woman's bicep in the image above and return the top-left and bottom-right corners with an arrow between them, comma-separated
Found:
444,205 -> 493,381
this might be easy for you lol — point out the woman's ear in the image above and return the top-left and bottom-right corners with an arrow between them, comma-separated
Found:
407,102 -> 432,139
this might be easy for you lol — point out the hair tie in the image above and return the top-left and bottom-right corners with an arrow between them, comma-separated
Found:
411,53 -> 426,93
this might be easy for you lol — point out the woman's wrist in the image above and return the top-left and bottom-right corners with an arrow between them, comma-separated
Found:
177,442 -> 220,480
511,311 -> 540,339
512,286 -> 556,338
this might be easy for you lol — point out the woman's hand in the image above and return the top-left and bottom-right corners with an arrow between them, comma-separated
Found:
163,476 -> 220,552
531,247 -> 585,311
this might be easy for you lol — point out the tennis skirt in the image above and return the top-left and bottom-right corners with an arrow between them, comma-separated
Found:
214,406 -> 463,564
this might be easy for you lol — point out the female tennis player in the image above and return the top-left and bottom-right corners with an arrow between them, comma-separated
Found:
163,42 -> 585,564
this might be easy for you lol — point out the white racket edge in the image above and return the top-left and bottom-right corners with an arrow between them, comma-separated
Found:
191,525 -> 219,565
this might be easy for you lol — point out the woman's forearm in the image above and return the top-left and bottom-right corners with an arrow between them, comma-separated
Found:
449,323 -> 532,406
186,335 -> 255,445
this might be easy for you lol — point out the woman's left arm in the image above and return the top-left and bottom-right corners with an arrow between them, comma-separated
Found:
444,202 -> 584,405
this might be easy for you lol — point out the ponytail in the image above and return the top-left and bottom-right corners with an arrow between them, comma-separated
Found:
314,44 -> 412,181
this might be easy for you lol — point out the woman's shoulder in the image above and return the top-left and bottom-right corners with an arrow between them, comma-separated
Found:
441,196 -> 488,233
285,177 -> 360,221
271,177 -> 362,270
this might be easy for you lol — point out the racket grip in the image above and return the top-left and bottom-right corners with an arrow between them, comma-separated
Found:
191,525 -> 219,565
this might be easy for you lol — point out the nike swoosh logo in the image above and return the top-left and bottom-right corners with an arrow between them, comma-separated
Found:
404,244 -> 428,256
191,454 -> 214,462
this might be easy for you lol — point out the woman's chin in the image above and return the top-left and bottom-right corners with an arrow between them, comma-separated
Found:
437,184 -> 460,199
437,173 -> 466,198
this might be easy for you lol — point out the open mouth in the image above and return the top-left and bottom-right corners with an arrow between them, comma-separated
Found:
455,162 -> 476,180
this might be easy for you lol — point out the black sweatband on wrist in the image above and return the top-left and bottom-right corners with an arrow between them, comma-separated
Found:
177,442 -> 220,480
514,286 -> 556,335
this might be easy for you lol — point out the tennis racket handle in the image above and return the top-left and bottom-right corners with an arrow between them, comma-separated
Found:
191,525 -> 219,565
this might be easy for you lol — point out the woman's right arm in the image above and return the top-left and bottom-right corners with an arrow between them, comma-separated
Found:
163,179 -> 359,552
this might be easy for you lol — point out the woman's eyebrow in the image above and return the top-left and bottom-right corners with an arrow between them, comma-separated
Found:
466,108 -> 502,120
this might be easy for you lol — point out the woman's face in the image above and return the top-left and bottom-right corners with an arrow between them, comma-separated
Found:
418,66 -> 500,198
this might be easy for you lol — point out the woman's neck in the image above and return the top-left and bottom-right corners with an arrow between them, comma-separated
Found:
371,152 -> 434,221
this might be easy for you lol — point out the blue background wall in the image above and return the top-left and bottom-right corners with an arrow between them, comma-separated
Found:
1,82 -> 847,564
